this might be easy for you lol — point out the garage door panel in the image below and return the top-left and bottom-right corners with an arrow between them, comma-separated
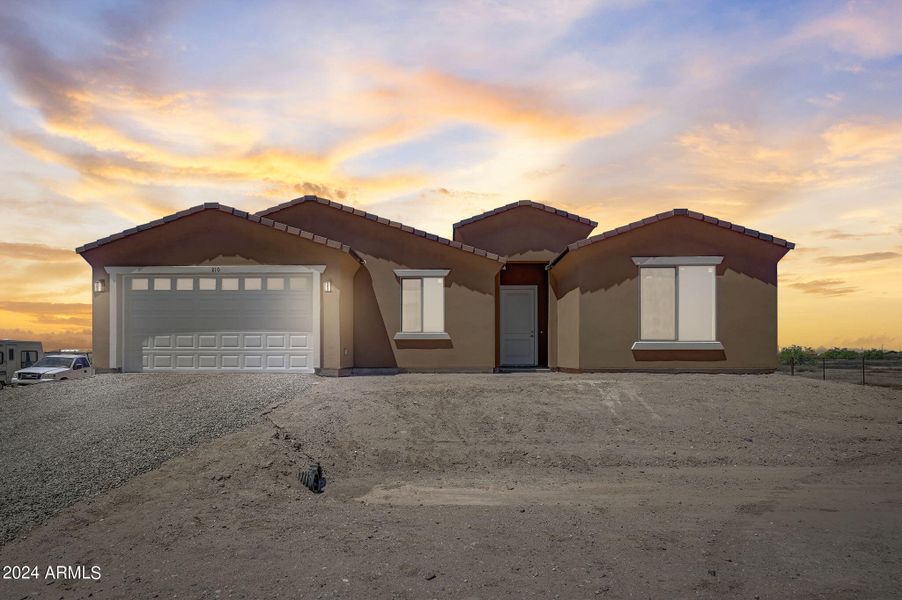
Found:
244,355 -> 263,369
288,354 -> 309,368
244,334 -> 263,348
124,272 -> 316,372
266,334 -> 286,348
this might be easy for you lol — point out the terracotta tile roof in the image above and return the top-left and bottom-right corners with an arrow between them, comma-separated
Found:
75,203 -> 364,262
548,208 -> 795,267
257,195 -> 505,262
452,200 -> 598,230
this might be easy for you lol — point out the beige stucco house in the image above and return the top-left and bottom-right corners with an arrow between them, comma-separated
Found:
77,197 -> 794,374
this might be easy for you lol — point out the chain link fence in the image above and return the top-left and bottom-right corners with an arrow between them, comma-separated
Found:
777,357 -> 902,390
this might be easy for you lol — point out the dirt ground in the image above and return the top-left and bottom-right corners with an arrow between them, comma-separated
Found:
2,372 -> 901,599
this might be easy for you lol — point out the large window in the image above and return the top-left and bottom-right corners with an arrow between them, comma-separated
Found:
394,269 -> 450,339
634,257 -> 721,347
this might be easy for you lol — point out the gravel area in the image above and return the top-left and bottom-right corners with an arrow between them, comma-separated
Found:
0,373 -> 312,544
1,373 -> 900,598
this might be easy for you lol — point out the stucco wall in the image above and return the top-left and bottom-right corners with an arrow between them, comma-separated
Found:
548,257 -> 581,370
80,209 -> 360,371
552,216 -> 789,371
264,202 -> 503,370
453,206 -> 594,261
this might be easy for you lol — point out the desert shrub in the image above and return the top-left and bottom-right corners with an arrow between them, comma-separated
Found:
778,345 -> 818,365
819,347 -> 861,359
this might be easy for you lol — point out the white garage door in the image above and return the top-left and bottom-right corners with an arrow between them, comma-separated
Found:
122,271 -> 317,373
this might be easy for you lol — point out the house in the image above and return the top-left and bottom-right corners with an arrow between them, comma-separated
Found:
76,197 -> 794,374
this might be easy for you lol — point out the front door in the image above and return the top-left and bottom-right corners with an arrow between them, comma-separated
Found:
500,286 -> 537,366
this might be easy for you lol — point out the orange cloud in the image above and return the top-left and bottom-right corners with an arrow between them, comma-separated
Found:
0,328 -> 92,351
818,251 -> 900,264
821,121 -> 902,166
346,63 -> 651,144
789,279 -> 858,296
0,242 -> 80,261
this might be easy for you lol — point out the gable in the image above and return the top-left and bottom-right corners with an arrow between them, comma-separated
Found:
452,202 -> 596,261
77,204 -> 362,269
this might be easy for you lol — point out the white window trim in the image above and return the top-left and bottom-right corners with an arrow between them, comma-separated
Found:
631,341 -> 724,350
634,258 -> 721,350
393,269 -> 449,340
632,256 -> 723,266
104,265 -> 325,370
394,332 -> 451,340
393,269 -> 450,278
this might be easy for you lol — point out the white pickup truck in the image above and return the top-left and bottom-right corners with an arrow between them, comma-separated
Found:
11,354 -> 94,385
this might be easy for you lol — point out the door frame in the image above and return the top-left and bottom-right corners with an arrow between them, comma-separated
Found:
499,284 -> 538,367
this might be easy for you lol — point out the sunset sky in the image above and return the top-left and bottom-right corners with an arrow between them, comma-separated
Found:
1,0 -> 901,351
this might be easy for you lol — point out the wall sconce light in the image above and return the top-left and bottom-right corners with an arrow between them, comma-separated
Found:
323,280 -> 332,293
93,279 -> 106,293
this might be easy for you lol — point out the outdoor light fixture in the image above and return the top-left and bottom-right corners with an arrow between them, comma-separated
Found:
93,279 -> 105,293
323,280 -> 332,293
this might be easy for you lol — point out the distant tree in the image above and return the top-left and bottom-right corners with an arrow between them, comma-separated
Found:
778,345 -> 818,364
819,347 -> 860,359
862,348 -> 888,360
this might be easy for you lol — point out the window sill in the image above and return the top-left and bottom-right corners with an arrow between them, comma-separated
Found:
394,332 -> 451,340
631,341 -> 724,351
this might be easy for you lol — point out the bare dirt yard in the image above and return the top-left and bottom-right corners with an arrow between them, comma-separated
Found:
1,372 -> 900,599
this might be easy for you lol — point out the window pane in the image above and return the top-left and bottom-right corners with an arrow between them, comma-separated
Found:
640,268 -> 675,340
266,277 -> 284,290
289,276 -> 308,290
221,278 -> 239,291
153,278 -> 171,291
244,277 -> 262,290
131,278 -> 148,291
422,277 -> 444,332
198,278 -> 216,290
176,278 -> 194,291
678,265 -> 716,341
401,278 -> 422,332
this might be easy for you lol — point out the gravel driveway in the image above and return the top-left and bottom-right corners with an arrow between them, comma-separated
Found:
0,373 -> 312,544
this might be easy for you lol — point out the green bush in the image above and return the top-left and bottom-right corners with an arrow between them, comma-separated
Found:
820,347 -> 861,359
778,345 -> 818,365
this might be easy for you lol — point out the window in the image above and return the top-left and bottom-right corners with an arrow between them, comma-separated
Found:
198,278 -> 216,290
153,278 -> 171,291
633,257 -> 722,349
221,278 -> 239,291
266,277 -> 284,290
21,351 -> 39,368
131,278 -> 149,291
0,351 -> 4,365
73,358 -> 89,369
244,277 -> 262,290
394,269 -> 449,338
176,278 -> 194,291
289,277 -> 308,290
8,348 -> 14,361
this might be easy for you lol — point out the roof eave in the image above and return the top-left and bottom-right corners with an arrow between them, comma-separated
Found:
75,203 -> 364,263
256,195 -> 505,263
